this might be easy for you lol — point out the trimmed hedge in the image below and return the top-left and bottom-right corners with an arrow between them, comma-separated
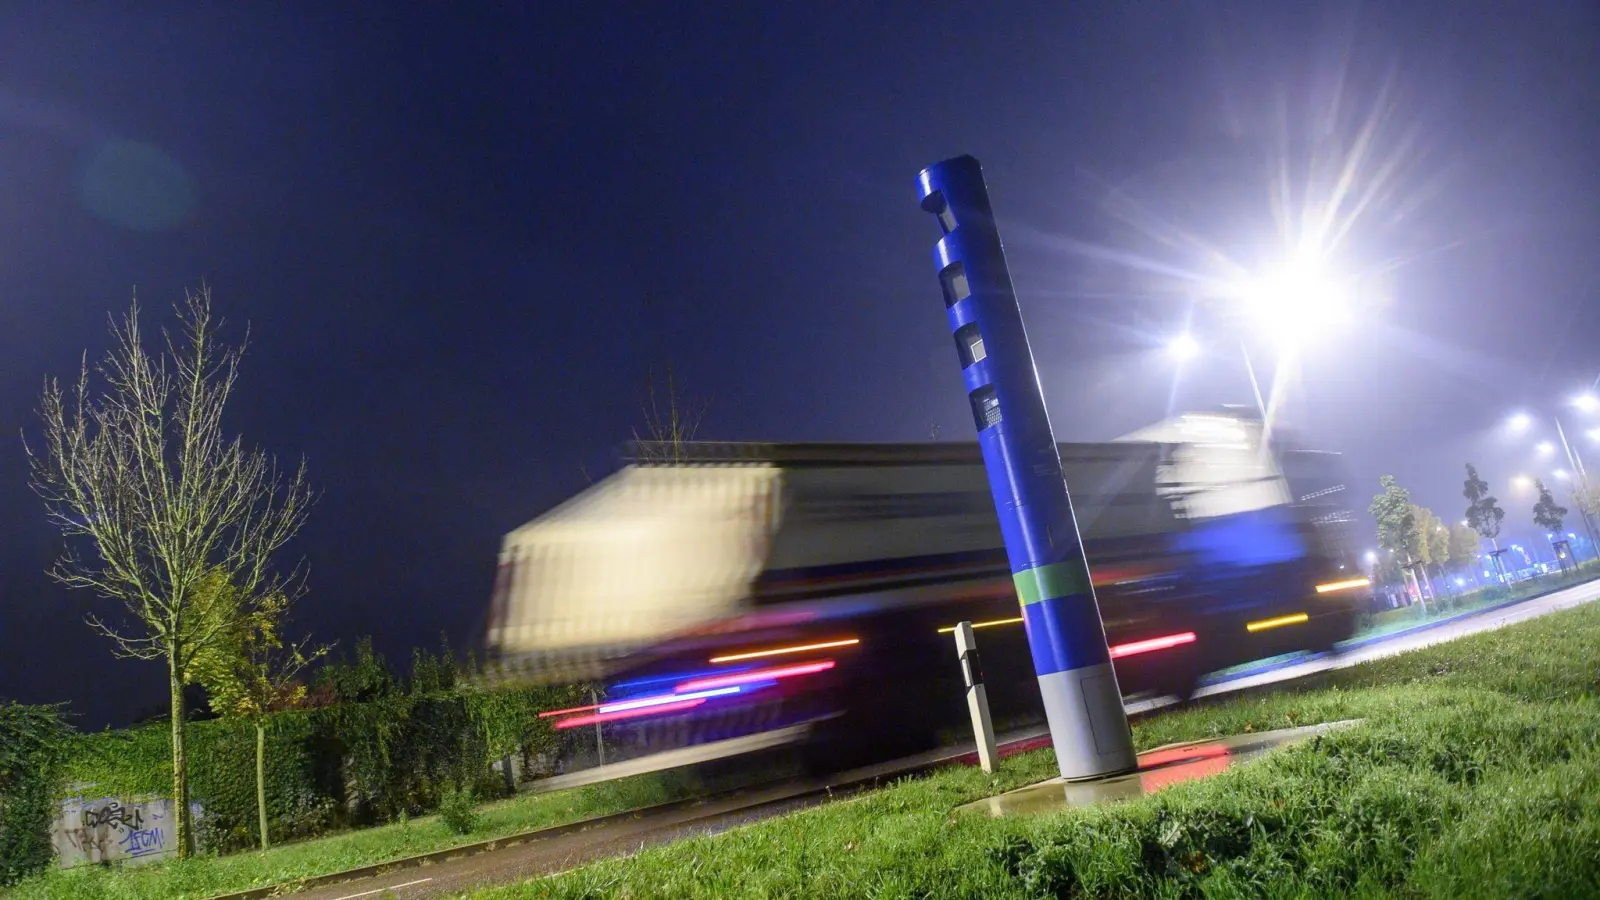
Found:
0,703 -> 72,885
62,681 -> 585,854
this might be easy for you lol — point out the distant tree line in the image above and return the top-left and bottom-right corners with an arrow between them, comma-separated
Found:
1369,463 -> 1583,603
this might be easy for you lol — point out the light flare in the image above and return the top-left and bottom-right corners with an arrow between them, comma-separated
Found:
1314,577 -> 1370,593
1108,632 -> 1197,659
1246,612 -> 1310,633
936,616 -> 1024,634
676,660 -> 836,693
554,699 -> 708,729
709,638 -> 859,664
598,686 -> 742,715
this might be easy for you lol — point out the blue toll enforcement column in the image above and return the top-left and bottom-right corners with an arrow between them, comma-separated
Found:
916,155 -> 1138,781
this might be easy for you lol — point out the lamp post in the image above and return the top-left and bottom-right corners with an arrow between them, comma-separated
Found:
1509,405 -> 1600,560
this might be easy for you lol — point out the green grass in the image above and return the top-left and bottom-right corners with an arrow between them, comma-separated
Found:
12,577 -> 1599,900
462,596 -> 1600,899
1,765 -> 714,900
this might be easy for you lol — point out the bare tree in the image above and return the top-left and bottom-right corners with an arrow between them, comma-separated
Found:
26,287 -> 313,857
631,363 -> 705,463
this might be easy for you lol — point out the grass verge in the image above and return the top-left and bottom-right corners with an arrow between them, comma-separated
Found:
1,765 -> 715,900
1355,563 -> 1598,643
464,593 -> 1600,899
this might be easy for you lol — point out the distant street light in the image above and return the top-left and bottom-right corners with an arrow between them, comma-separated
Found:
1167,333 -> 1269,435
1512,474 -> 1534,490
1502,406 -> 1599,554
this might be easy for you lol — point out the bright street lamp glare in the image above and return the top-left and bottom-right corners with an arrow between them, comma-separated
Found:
1167,333 -> 1200,362
1233,253 -> 1353,350
1537,441 -> 1555,456
1512,474 -> 1533,490
1574,394 -> 1599,413
1589,427 -> 1600,442
1507,412 -> 1533,433
1554,469 -> 1570,480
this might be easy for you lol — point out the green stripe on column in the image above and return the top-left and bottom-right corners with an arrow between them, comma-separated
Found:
1013,561 -> 1092,606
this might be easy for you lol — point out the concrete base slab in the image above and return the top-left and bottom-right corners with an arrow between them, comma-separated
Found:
959,719 -> 1362,818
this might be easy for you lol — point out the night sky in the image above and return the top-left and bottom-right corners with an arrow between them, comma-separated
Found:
3,3 -> 1598,728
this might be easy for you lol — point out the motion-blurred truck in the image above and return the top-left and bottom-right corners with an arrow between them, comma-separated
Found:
485,411 -> 1367,765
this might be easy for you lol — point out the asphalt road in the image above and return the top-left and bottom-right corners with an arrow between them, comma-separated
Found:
290,576 -> 1600,900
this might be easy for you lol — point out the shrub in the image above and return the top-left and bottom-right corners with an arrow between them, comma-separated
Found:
58,680 -> 588,853
0,703 -> 72,885
438,785 -> 479,835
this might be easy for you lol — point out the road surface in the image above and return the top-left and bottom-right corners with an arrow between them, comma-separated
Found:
286,576 -> 1600,900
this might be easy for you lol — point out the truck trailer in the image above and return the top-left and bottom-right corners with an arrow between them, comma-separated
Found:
485,413 -> 1367,766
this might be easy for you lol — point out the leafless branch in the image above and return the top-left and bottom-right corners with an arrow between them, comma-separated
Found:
631,363 -> 706,463
26,283 -> 315,684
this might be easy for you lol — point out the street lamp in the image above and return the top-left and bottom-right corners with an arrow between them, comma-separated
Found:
1504,404 -> 1600,556
1176,257 -> 1354,447
1230,251 -> 1356,352
1512,474 -> 1533,491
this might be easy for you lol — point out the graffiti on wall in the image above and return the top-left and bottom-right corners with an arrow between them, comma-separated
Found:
51,791 -> 201,868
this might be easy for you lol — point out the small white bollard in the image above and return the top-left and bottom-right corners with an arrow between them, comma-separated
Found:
954,621 -> 999,774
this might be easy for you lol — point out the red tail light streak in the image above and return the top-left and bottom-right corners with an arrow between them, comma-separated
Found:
538,661 -> 838,728
553,699 -> 709,729
675,660 -> 837,693
550,686 -> 744,729
1108,632 -> 1197,659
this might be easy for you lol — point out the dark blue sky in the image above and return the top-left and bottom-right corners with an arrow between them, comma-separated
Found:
3,3 -> 1597,726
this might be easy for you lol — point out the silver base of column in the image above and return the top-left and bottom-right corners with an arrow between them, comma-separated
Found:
1038,663 -> 1137,780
